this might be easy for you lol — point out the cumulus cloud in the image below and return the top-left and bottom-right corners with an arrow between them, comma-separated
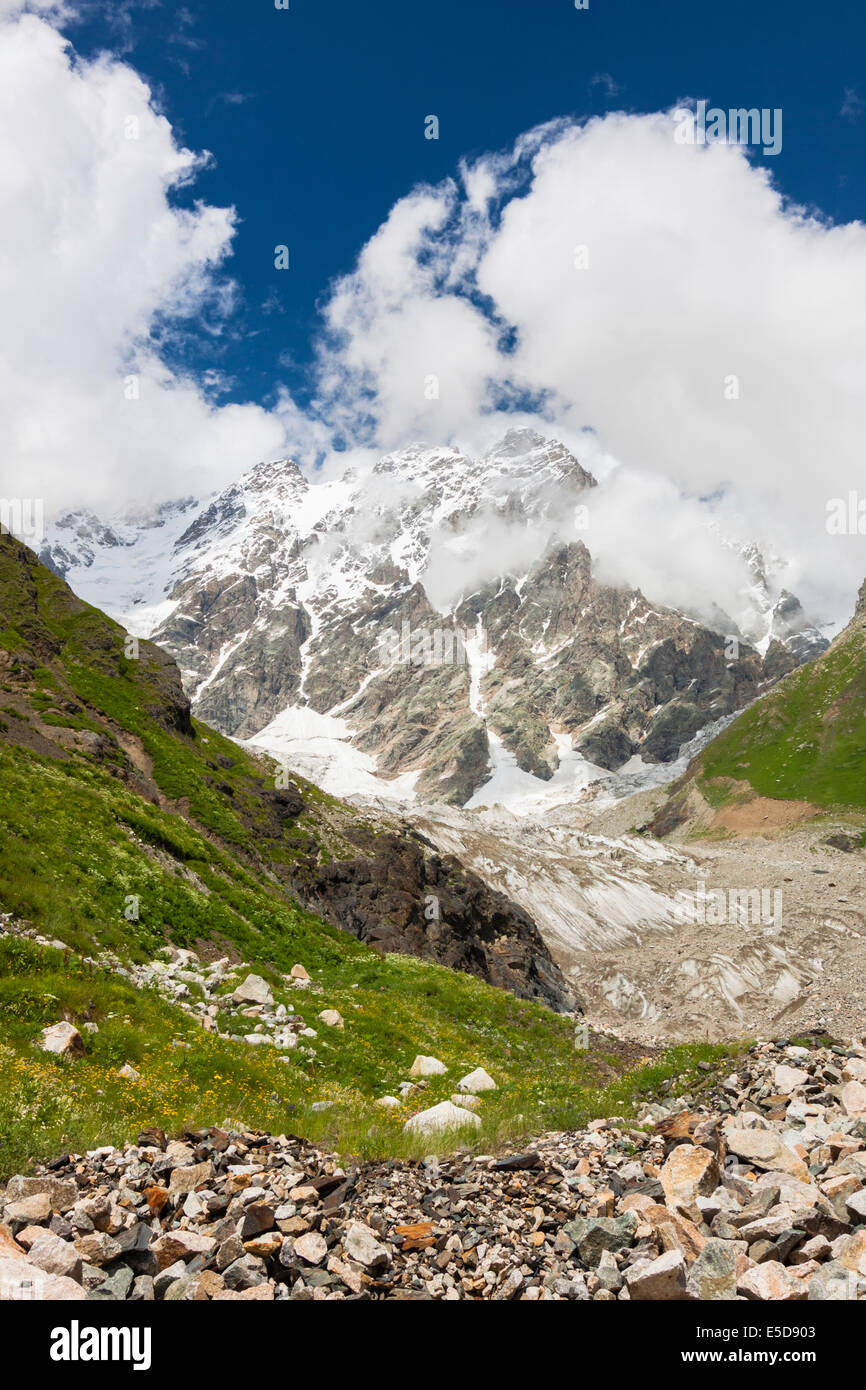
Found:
0,6 -> 290,514
310,113 -> 866,630
1,5 -> 864,633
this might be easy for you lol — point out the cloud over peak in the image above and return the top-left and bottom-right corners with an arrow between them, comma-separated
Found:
1,6 -> 864,630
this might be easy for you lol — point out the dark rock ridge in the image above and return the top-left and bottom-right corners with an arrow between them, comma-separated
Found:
293,825 -> 575,1012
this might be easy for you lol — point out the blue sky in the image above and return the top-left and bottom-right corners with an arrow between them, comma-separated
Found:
65,0 -> 866,412
3,0 -> 864,624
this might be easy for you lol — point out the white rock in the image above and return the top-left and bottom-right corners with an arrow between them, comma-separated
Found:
317,1009 -> 344,1029
26,1231 -> 83,1284
38,1022 -> 84,1057
344,1222 -> 390,1271
403,1101 -> 482,1136
458,1067 -> 497,1094
774,1064 -> 809,1094
409,1055 -> 448,1077
375,1096 -> 401,1108
625,1250 -> 688,1300
0,1254 -> 86,1301
293,1232 -> 327,1265
842,1081 -> 866,1118
231,974 -> 274,1007
117,1063 -> 141,1081
845,1189 -> 866,1222
451,1094 -> 481,1110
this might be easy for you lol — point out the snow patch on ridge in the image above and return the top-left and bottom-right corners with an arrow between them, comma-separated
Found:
244,705 -> 422,801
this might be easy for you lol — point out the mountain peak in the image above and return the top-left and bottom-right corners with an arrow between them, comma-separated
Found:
485,426 -> 549,457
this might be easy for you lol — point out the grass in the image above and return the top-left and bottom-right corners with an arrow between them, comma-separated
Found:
0,533 -> 743,1174
697,622 -> 866,811
0,934 -> 738,1177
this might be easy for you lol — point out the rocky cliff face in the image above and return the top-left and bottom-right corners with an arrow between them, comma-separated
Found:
0,531 -> 576,1012
41,429 -> 824,807
293,822 -> 574,1010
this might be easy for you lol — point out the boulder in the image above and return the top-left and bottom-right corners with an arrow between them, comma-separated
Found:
38,1022 -> 85,1058
402,1101 -> 481,1136
659,1144 -> 719,1220
344,1222 -> 390,1274
451,1094 -> 481,1110
317,1009 -> 344,1029
686,1239 -> 738,1300
725,1127 -> 810,1181
4,1194 -> 52,1227
231,974 -> 274,1007
774,1064 -> 809,1094
458,1067 -> 497,1095
168,1160 -> 215,1196
841,1081 -> 866,1118
563,1212 -> 638,1265
25,1231 -> 83,1284
0,1253 -> 86,1300
293,1232 -> 327,1265
626,1250 -> 689,1300
409,1055 -> 447,1077
738,1262 -> 809,1301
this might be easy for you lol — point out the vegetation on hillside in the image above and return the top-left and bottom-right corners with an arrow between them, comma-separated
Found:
0,534 -> 737,1170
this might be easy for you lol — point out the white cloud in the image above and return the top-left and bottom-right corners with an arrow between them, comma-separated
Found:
1,6 -> 863,633
0,7 -> 289,513
310,112 -> 866,629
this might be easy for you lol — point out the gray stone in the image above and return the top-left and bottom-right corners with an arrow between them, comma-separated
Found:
626,1250 -> 689,1300
686,1239 -> 738,1300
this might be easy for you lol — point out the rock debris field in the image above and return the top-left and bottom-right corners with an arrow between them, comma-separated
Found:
3,1038 -> 866,1301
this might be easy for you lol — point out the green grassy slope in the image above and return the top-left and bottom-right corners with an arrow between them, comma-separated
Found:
0,533 -> 732,1170
652,580 -> 866,830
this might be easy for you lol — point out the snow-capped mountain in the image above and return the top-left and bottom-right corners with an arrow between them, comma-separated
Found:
40,429 -> 825,807
736,542 -> 828,665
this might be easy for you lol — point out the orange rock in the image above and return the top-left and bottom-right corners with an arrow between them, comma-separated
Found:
0,1224 -> 24,1258
194,1269 -> 225,1300
620,1192 -> 655,1215
144,1185 -> 169,1217
654,1112 -> 701,1143
642,1203 -> 707,1263
394,1221 -> 434,1252
659,1144 -> 719,1224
